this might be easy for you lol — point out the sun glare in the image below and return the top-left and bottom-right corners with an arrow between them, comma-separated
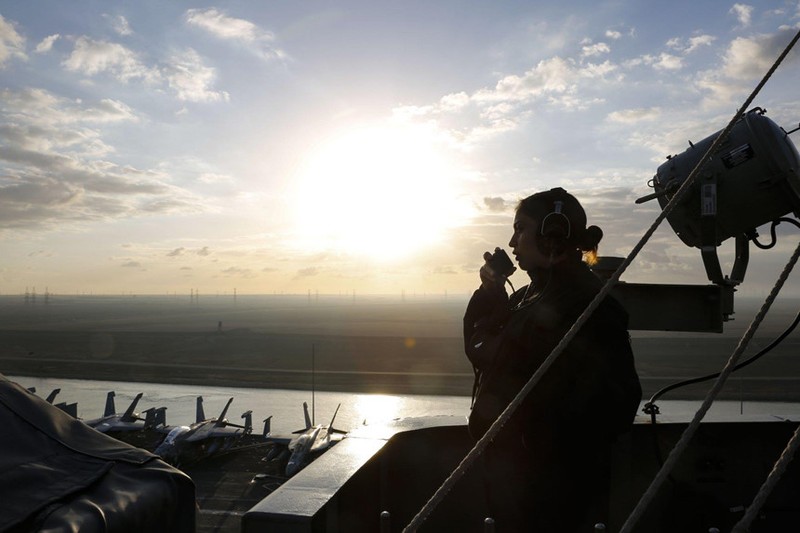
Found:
353,394 -> 402,426
291,123 -> 471,261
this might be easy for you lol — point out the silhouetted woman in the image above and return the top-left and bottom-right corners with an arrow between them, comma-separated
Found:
464,187 -> 641,532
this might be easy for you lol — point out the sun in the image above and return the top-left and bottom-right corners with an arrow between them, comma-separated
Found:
290,122 -> 472,261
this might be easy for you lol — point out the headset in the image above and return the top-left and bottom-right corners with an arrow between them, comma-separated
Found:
538,188 -> 572,256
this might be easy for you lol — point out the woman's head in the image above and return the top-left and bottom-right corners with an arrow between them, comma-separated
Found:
510,187 -> 602,270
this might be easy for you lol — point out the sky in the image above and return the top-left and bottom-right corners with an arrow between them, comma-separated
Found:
1,1 -> 800,297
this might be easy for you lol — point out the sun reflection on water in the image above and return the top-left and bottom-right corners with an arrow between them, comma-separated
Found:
353,394 -> 404,426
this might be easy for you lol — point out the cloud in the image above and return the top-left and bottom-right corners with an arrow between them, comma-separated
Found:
483,197 -> 507,212
35,34 -> 60,54
221,266 -> 255,278
696,26 -> 800,107
164,48 -> 230,102
167,247 -> 185,257
394,55 -> 619,147
62,36 -> 159,83
0,14 -> 27,67
649,53 -> 683,70
295,266 -> 319,278
121,261 -> 141,268
581,42 -> 610,57
0,87 -> 203,231
198,172 -> 234,184
184,8 -> 287,61
103,14 -> 133,36
607,107 -> 661,123
197,246 -> 211,256
730,4 -> 754,27
59,34 -> 229,103
667,34 -> 715,54
605,30 -> 622,40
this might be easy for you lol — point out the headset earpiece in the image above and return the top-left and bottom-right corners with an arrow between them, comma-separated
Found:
538,197 -> 571,256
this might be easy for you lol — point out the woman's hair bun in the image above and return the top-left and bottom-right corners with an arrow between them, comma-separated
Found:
579,225 -> 603,251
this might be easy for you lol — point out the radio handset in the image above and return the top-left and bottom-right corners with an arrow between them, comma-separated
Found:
487,248 -> 516,278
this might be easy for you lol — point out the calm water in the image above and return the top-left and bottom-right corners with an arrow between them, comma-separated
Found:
9,375 -> 472,435
11,375 -> 800,435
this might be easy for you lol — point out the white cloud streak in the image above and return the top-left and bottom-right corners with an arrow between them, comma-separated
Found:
184,8 -> 287,61
165,48 -> 230,102
0,14 -> 27,67
62,36 -> 159,83
730,3 -> 754,27
35,34 -> 60,54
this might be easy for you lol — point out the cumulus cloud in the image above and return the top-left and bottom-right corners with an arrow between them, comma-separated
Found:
103,14 -> 133,36
35,34 -> 60,54
60,36 -> 227,103
650,53 -> 683,70
696,26 -> 800,107
62,36 -> 159,83
0,14 -> 27,67
667,34 -> 715,54
483,197 -> 507,212
394,55 -> 619,147
0,87 -> 202,231
167,247 -> 185,257
582,42 -> 610,57
607,107 -> 661,123
184,8 -> 287,61
164,48 -> 230,102
730,4 -> 754,27
605,30 -> 622,40
197,247 -> 211,256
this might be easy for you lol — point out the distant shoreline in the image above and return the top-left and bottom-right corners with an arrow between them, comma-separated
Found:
1,357 -> 475,397
2,296 -> 799,402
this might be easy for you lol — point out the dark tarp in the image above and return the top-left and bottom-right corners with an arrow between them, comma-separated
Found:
0,374 -> 195,532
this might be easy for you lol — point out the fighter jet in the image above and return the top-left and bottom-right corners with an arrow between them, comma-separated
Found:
153,396 -> 252,466
39,388 -> 78,417
265,402 -> 346,477
83,391 -> 145,433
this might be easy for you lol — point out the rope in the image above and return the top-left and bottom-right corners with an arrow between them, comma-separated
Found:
402,26 -> 800,533
620,240 -> 800,533
732,422 -> 800,533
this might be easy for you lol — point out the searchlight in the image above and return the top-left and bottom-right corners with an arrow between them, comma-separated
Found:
639,107 -> 800,285
601,108 -> 800,332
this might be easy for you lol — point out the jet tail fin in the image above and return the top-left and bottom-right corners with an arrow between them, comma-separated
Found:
263,416 -> 272,437
215,397 -> 234,426
155,407 -> 167,427
121,393 -> 143,422
303,401 -> 312,430
328,403 -> 344,433
103,391 -> 116,417
144,406 -> 168,429
45,388 -> 61,404
196,396 -> 205,424
241,410 -> 253,433
56,401 -> 78,418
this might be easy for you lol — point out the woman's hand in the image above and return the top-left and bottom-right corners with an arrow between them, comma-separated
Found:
480,251 -> 509,295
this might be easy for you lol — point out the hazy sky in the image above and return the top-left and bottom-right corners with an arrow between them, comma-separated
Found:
1,1 -> 800,296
